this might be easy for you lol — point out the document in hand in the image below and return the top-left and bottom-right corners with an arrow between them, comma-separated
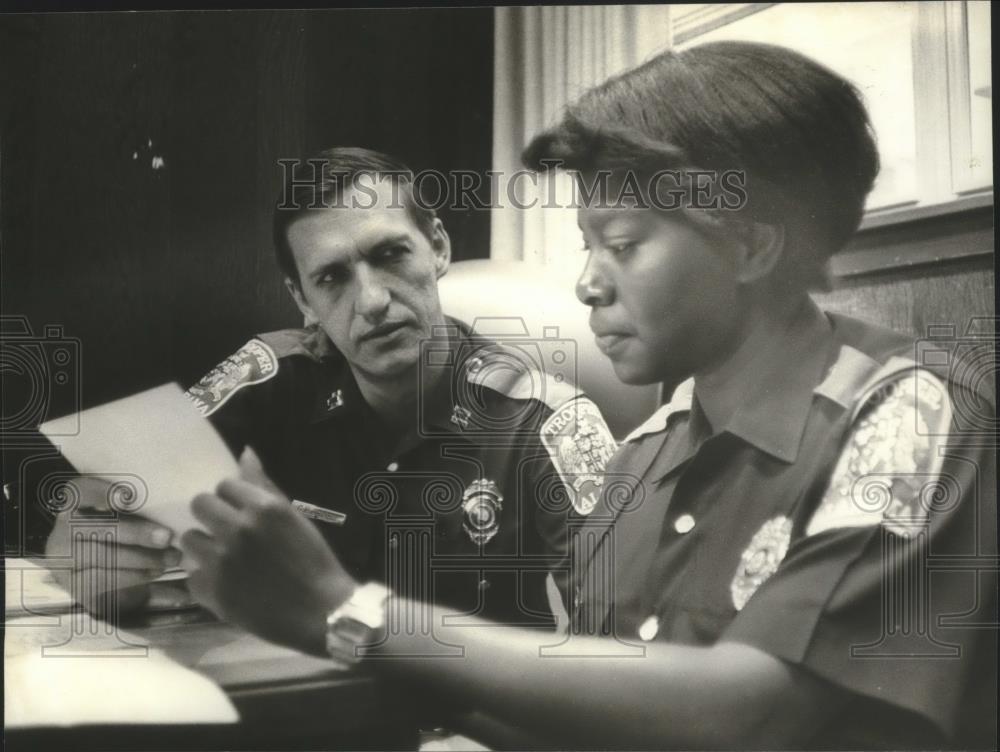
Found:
38,383 -> 239,537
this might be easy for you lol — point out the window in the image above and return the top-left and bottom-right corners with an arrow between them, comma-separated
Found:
673,2 -> 993,221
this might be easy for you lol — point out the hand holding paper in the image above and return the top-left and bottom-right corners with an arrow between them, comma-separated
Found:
38,383 -> 241,614
40,383 -> 241,537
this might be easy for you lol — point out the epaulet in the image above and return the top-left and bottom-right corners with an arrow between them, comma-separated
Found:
467,348 -> 582,411
805,361 -> 953,539
257,326 -> 336,362
185,338 -> 281,416
813,345 -> 882,409
825,312 -> 913,361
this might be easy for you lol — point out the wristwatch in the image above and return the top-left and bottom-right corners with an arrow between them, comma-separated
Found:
324,582 -> 390,667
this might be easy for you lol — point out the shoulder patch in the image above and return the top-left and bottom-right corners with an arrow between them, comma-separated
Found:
541,397 -> 618,515
186,339 -> 279,416
806,369 -> 953,538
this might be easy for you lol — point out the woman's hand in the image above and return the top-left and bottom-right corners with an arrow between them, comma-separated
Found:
179,447 -> 358,656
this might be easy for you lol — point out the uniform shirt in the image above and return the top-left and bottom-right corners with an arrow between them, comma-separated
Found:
570,302 -> 996,748
186,318 -> 617,629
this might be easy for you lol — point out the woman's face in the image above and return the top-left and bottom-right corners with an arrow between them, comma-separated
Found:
576,206 -> 743,385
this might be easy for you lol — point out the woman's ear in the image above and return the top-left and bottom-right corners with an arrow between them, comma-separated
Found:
430,218 -> 452,279
285,277 -> 319,327
734,222 -> 785,284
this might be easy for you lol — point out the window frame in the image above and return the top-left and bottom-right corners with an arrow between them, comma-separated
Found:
672,1 -> 994,238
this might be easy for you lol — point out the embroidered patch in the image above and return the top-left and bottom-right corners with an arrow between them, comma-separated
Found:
186,339 -> 278,416
541,398 -> 617,515
731,515 -> 793,611
806,370 -> 952,539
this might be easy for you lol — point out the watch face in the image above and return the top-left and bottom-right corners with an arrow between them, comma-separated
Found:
326,584 -> 390,663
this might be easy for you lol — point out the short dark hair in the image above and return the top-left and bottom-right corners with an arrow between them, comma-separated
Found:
523,41 -> 880,289
273,146 -> 436,285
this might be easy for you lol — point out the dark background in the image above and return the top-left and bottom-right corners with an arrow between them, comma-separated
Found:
1,9 -> 494,417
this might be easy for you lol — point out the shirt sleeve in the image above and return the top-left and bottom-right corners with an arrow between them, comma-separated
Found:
722,369 -> 997,744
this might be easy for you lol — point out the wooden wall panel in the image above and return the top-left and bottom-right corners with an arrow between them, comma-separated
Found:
814,256 -> 995,400
0,9 -> 494,416
815,257 -> 995,338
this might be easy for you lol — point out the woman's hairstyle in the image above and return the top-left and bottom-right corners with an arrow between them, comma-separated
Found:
523,41 -> 880,289
273,146 -> 435,285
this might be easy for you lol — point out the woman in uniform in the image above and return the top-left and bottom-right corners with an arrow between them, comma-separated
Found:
180,41 -> 995,749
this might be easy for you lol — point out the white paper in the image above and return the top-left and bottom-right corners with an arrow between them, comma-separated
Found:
39,383 -> 239,537
4,650 -> 238,727
4,559 -> 74,618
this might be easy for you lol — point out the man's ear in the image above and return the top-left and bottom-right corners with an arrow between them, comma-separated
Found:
734,222 -> 785,284
284,277 -> 319,327
429,218 -> 452,279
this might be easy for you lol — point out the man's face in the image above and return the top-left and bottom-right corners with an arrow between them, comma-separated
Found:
285,179 -> 451,381
576,206 -> 741,385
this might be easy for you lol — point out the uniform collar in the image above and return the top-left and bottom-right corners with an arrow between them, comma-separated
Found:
622,378 -> 695,443
711,298 -> 837,464
309,356 -> 365,423
622,300 -> 838,465
306,320 -> 474,431
418,319 -> 486,439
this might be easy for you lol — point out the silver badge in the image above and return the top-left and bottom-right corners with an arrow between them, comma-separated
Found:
462,479 -> 503,545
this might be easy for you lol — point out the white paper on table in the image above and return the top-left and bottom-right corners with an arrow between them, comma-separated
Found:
39,383 -> 239,538
4,650 -> 239,727
4,558 -> 74,617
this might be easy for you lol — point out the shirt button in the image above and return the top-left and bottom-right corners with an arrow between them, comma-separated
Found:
638,615 -> 660,641
673,514 -> 696,534
386,461 -> 399,472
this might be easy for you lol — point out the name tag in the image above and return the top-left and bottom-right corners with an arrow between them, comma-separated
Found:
291,500 -> 347,526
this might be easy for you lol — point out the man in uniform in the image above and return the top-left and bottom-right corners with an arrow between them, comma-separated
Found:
41,147 -> 617,629
177,45 -> 996,749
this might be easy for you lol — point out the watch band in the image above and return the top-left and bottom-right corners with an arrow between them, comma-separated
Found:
324,582 -> 390,666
